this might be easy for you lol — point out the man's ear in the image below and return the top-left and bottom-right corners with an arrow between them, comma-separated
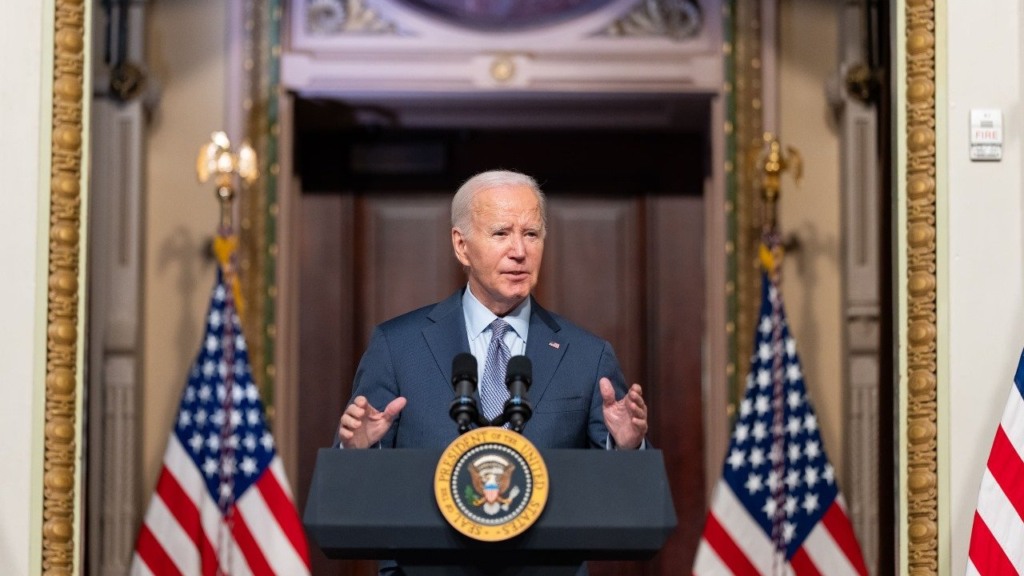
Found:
452,228 -> 471,266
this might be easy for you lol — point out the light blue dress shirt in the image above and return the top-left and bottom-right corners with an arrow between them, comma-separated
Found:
461,285 -> 530,366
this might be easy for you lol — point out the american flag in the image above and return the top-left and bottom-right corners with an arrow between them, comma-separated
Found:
693,270 -> 868,575
131,259 -> 310,575
966,349 -> 1024,575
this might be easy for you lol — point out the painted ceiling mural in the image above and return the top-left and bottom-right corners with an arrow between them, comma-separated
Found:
395,0 -> 618,30
304,0 -> 704,40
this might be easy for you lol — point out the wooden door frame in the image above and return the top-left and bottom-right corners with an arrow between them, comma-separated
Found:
270,90 -> 731,501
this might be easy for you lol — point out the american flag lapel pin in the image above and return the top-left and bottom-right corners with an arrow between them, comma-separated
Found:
548,341 -> 560,349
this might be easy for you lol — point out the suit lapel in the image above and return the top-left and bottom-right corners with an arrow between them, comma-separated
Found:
423,290 -> 470,390
525,302 -> 565,404
422,292 -> 564,399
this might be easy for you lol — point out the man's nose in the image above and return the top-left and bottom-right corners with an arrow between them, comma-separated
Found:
508,234 -> 526,258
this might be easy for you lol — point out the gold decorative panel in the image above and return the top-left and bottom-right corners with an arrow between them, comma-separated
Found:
43,0 -> 86,573
905,0 -> 938,573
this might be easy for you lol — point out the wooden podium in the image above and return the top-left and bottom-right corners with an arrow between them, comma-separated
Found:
304,448 -> 677,575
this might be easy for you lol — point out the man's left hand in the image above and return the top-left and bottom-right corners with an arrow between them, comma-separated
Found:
600,378 -> 647,449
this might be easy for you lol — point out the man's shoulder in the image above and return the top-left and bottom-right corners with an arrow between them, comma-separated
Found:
376,306 -> 428,333
531,303 -> 608,347
377,290 -> 462,333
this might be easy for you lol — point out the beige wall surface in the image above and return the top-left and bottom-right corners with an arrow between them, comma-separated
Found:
943,0 -> 1024,572
778,0 -> 845,479
142,0 -> 227,496
0,3 -> 51,575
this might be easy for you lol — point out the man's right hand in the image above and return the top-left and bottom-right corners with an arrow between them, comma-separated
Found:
337,395 -> 407,449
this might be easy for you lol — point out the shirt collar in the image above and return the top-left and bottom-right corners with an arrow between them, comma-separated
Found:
462,285 -> 531,342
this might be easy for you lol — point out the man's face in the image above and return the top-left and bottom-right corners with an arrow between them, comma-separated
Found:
452,184 -> 545,316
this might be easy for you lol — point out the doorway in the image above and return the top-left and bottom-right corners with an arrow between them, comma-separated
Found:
292,96 -> 711,576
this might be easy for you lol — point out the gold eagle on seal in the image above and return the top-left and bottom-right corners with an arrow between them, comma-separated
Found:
468,454 -> 520,515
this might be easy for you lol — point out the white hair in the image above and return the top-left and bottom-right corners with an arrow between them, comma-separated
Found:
451,170 -> 547,237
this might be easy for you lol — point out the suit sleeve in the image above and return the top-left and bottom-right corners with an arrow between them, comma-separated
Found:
343,326 -> 402,448
586,340 -> 628,448
586,340 -> 650,450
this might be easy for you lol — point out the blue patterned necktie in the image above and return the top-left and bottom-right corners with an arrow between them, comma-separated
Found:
480,319 -> 512,421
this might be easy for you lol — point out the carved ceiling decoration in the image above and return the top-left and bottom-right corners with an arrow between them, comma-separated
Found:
301,0 -> 702,40
286,0 -> 718,94
601,0 -> 702,39
307,0 -> 398,35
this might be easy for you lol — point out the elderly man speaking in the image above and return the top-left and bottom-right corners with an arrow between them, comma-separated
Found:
337,169 -> 648,452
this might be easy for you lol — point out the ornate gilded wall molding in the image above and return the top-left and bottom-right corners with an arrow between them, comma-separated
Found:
239,0 -> 285,412
904,0 -> 938,572
43,0 -> 86,572
727,0 -> 765,408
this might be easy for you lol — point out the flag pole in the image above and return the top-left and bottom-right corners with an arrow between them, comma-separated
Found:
196,132 -> 261,571
757,132 -> 803,574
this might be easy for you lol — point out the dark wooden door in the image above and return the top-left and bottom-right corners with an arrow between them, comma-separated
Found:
294,127 -> 707,576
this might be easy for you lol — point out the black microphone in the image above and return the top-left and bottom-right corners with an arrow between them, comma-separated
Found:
449,353 -> 479,434
503,355 -> 533,433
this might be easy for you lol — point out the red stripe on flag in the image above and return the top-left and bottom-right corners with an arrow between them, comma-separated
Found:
968,510 -> 1017,575
230,508 -> 275,576
135,523 -> 184,576
256,469 -> 311,565
821,502 -> 869,575
790,547 -> 822,576
988,425 -> 1024,521
154,468 -> 220,576
702,512 -> 760,575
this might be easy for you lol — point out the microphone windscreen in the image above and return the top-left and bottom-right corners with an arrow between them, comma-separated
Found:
452,353 -> 477,383
506,355 -> 532,385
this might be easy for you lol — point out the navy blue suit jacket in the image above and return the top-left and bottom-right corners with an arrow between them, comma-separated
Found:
348,289 -> 629,449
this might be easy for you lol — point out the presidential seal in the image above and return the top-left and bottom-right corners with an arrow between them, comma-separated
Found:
435,427 -> 549,542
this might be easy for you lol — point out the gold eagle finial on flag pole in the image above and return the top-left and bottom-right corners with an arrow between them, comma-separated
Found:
757,132 -> 802,277
196,130 -> 259,232
196,131 -> 258,314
